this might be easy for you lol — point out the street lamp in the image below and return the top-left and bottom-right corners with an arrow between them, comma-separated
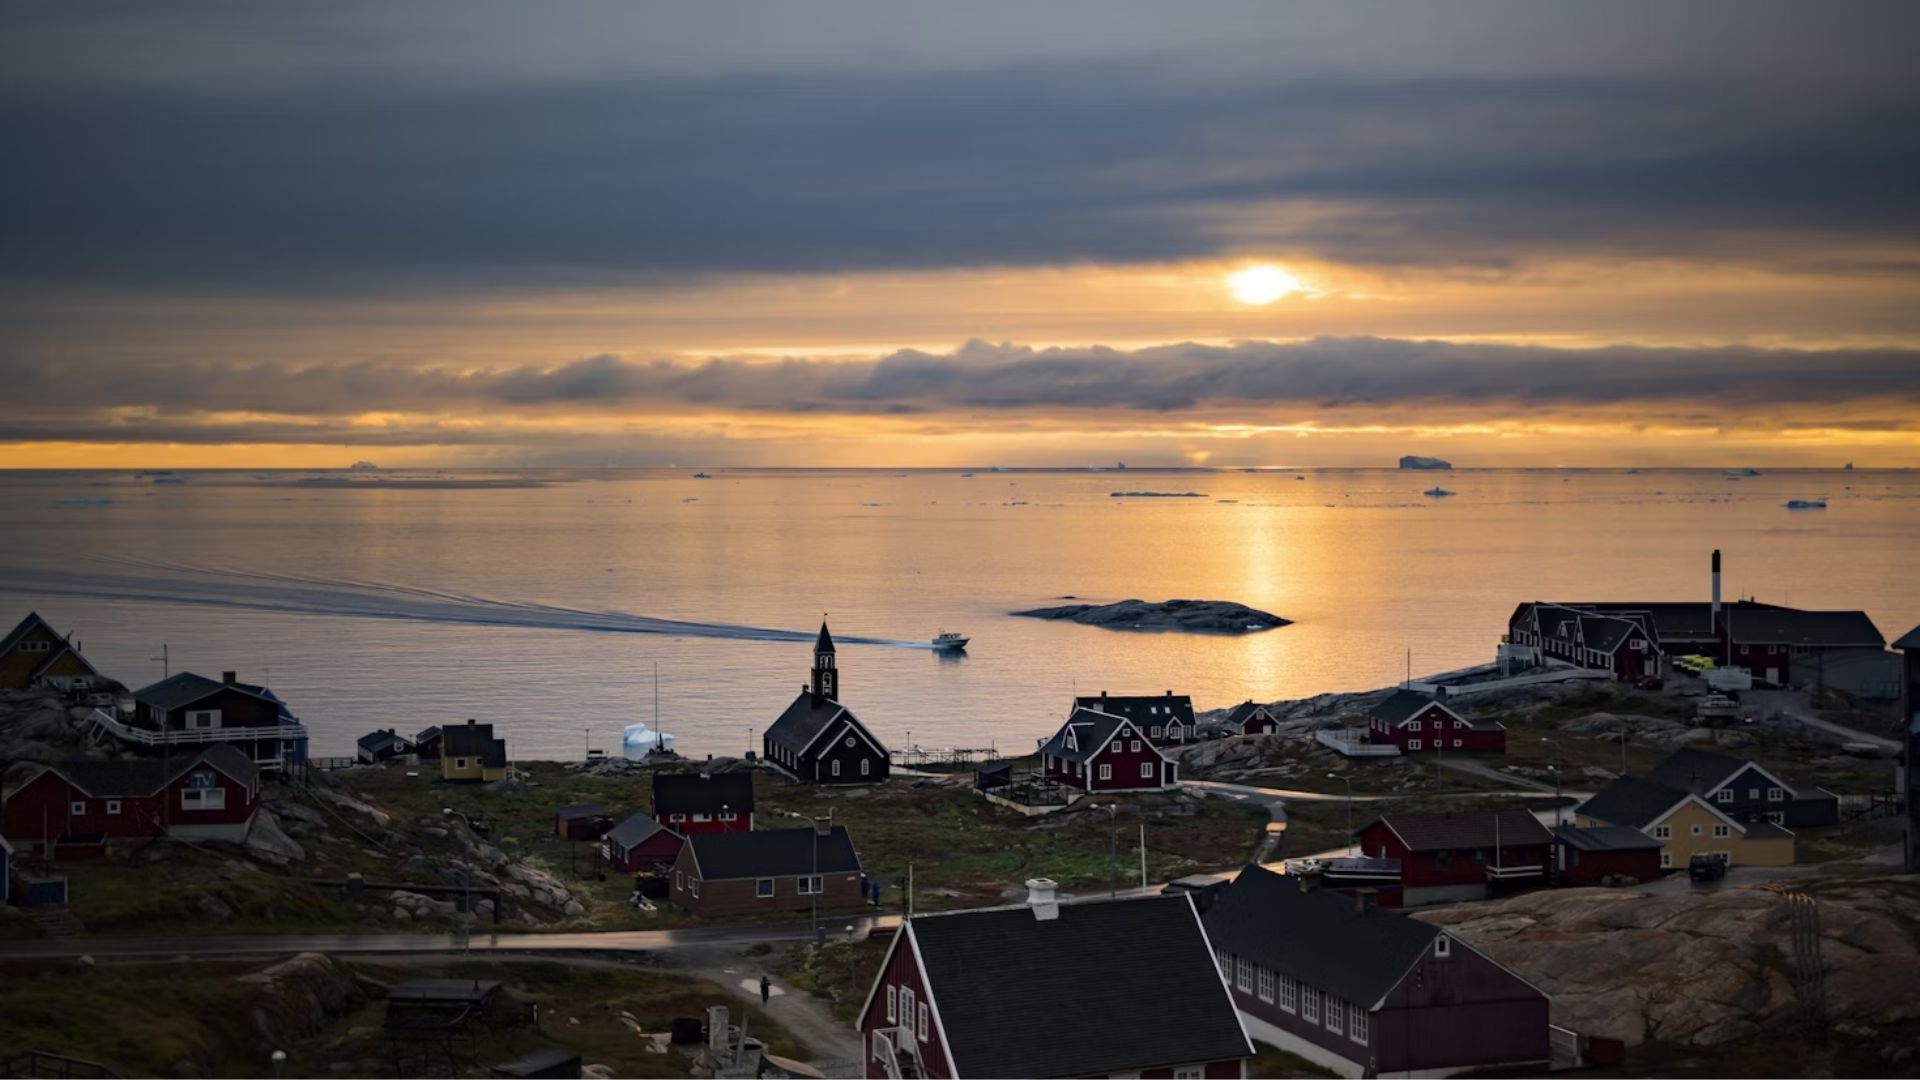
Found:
1326,772 -> 1354,853
271,1050 -> 287,1079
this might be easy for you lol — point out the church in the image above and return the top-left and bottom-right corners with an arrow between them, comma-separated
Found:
762,622 -> 890,785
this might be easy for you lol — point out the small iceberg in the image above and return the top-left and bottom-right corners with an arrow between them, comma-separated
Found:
622,721 -> 676,748
1783,499 -> 1828,509
1423,487 -> 1455,497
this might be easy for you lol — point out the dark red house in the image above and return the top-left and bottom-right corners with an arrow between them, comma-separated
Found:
414,725 -> 443,761
857,881 -> 1252,1078
1074,690 -> 1196,747
2,744 -> 261,855
670,823 -> 863,917
108,670 -> 308,770
1205,864 -> 1549,1078
1355,808 -> 1553,907
1039,707 -> 1177,793
1552,824 -> 1663,885
651,771 -> 753,834
603,812 -> 684,873
1364,690 -> 1505,754
1223,700 -> 1279,736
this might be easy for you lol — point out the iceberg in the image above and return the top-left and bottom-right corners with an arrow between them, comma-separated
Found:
622,721 -> 675,748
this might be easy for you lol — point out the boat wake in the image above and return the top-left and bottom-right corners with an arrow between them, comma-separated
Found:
0,556 -> 928,648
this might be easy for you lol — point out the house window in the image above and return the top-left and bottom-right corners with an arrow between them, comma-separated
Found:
1174,1070 -> 1202,1080
1326,996 -> 1344,1035
1691,824 -> 1703,837
1141,762 -> 1154,779
693,813 -> 711,823
1235,957 -> 1253,993
1434,935 -> 1452,959
1409,739 -> 1423,751
1130,740 -> 1141,752
1660,852 -> 1673,868
1453,739 -> 1463,748
918,1002 -> 929,1043
757,879 -> 775,898
1257,965 -> 1275,1003
886,984 -> 897,1023
181,787 -> 226,811
1654,825 -> 1672,840
1302,988 -> 1320,1023
670,813 -> 686,823
454,757 -> 470,770
1716,789 -> 1734,803
1350,1003 -> 1369,1044
1150,726 -> 1163,737
831,760 -> 841,777
70,800 -> 85,815
1216,947 -> 1231,980
690,878 -> 700,898
1410,720 -> 1422,732
675,871 -> 684,889
846,736 -> 855,748
861,759 -> 870,776
1767,811 -> 1784,824
1099,764 -> 1112,780
1713,824 -> 1731,838
720,812 -> 737,822
185,709 -> 220,729
1767,788 -> 1784,802
900,987 -> 915,1029
1748,787 -> 1760,800
106,800 -> 121,815
1279,974 -> 1297,1012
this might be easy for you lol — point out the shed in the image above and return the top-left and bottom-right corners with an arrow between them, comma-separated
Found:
1552,824 -> 1663,885
385,979 -> 503,1033
553,804 -> 614,841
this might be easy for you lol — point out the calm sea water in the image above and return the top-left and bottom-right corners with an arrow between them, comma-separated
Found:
2,468 -> 1915,759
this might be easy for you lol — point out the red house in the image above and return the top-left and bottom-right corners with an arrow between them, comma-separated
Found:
2,744 -> 261,855
1364,690 -> 1505,754
651,771 -> 753,834
414,725 -> 443,761
1355,808 -> 1553,907
1039,707 -> 1177,793
1074,690 -> 1195,747
857,881 -> 1253,1078
603,812 -> 684,873
1223,701 -> 1280,736
1551,824 -> 1663,885
1205,865 -> 1550,1077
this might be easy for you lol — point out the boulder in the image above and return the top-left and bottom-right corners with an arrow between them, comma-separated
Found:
236,953 -> 365,1042
244,810 -> 307,866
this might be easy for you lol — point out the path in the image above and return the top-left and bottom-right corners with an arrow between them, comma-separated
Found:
661,941 -> 864,1064
1435,757 -> 1557,793
1747,690 -> 1900,752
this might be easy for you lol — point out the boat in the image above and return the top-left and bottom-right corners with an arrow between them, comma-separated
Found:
1844,461 -> 1855,470
931,631 -> 969,651
1783,499 -> 1827,509
1422,486 -> 1455,497
1724,467 -> 1760,478
691,472 -> 712,478
959,472 -> 975,478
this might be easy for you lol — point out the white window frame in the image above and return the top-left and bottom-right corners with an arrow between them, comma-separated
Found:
1767,810 -> 1784,824
675,871 -> 684,890
918,1002 -> 929,1043
1453,739 -> 1463,748
1410,720 -> 1422,732
180,787 -> 226,811
1716,788 -> 1733,803
1748,787 -> 1760,800
1767,787 -> 1785,802
1279,974 -> 1297,1013
1660,852 -> 1673,868
70,800 -> 85,815
1150,726 -> 1163,738
670,813 -> 687,823
719,811 -> 738,822
1712,824 -> 1731,838
1141,762 -> 1155,779
693,813 -> 711,823
1691,824 -> 1703,837
1301,987 -> 1319,1023
1434,935 -> 1452,959
886,984 -> 897,1023
832,760 -> 842,777
106,800 -> 121,815
1654,824 -> 1672,840
1256,965 -> 1275,1003
1235,957 -> 1253,994
1216,947 -> 1231,980
690,877 -> 700,898
1098,763 -> 1112,780
454,757 -> 470,770
185,709 -> 221,730
1131,740 -> 1141,752
1174,1069 -> 1202,1080
861,759 -> 870,776
1326,996 -> 1344,1035
1409,739 -> 1422,751
1350,1003 -> 1368,1045
757,878 -> 775,898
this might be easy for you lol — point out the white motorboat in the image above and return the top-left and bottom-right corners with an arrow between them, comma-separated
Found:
931,630 -> 970,651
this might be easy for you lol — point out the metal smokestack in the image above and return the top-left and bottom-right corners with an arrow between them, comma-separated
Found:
1711,549 -> 1722,624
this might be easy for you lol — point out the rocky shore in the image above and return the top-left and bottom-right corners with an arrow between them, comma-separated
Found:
1012,598 -> 1290,633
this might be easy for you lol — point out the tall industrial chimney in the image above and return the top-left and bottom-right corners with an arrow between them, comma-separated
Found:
1711,549 -> 1722,625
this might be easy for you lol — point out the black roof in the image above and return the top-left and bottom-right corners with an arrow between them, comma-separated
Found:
553,804 -> 609,821
686,825 -> 860,880
765,690 -> 883,755
814,621 -> 836,654
1363,808 -> 1552,852
1553,824 -> 1662,852
389,979 -> 501,1003
652,771 -> 755,816
358,730 -> 413,753
1072,692 -> 1195,729
1204,864 -> 1443,1008
443,721 -> 508,766
1368,689 -> 1452,726
1575,775 -> 1692,829
606,812 -> 675,850
1037,708 -> 1138,764
26,744 -> 259,798
133,671 -> 282,714
0,612 -> 57,655
1225,701 -> 1272,728
1578,615 -> 1638,653
907,893 -> 1251,1077
1643,747 -> 1766,796
1723,607 -> 1883,647
416,725 -> 442,742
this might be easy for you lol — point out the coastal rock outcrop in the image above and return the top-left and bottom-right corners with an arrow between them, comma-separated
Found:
1012,598 -> 1290,633
1399,455 -> 1453,469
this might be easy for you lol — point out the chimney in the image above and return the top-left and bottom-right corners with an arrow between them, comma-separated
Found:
814,812 -> 834,837
1711,549 -> 1722,624
1165,689 -> 1173,697
222,671 -> 237,685
1099,690 -> 1108,699
1026,877 -> 1059,921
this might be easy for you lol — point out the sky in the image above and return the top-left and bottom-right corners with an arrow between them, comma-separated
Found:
3,1 -> 1918,468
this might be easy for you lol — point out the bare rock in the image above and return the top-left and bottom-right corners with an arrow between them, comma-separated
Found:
244,810 -> 307,866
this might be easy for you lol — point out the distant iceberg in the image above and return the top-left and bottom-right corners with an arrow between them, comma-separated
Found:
622,721 -> 676,748
1783,499 -> 1827,510
1399,455 -> 1452,470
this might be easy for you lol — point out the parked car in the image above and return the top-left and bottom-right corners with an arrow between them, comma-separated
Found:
1688,852 -> 1729,884
1696,694 -> 1742,719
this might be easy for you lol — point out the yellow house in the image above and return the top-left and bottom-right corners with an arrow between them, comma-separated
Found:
1575,775 -> 1793,869
440,719 -> 508,783
0,612 -> 105,691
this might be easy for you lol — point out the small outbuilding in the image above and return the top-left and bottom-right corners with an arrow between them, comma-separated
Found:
357,729 -> 416,764
604,812 -> 684,874
553,804 -> 614,841
1552,824 -> 1663,885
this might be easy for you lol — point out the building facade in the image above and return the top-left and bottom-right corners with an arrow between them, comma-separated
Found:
1364,690 -> 1506,755
1355,809 -> 1552,906
2,745 -> 261,853
1073,691 -> 1197,748
651,771 -> 754,834
670,824 -> 863,917
1039,708 -> 1178,793
763,623 -> 891,785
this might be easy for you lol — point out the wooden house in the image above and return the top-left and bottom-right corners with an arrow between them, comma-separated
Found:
1073,690 -> 1196,747
2,744 -> 261,854
415,725 -> 444,761
603,812 -> 684,874
670,823 -> 862,917
1354,809 -> 1552,906
440,719 -> 507,783
762,623 -> 889,785
651,771 -> 753,833
1038,707 -> 1178,793
1364,690 -> 1505,754
0,613 -> 106,692
553,804 -> 614,841
857,882 -> 1252,1078
105,670 -> 309,769
357,729 -> 416,764
1223,700 -> 1279,736
1551,824 -> 1663,885
1574,775 -> 1794,870
1205,865 -> 1549,1078
1643,747 -> 1838,828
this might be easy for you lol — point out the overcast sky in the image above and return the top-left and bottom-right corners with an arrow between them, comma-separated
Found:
4,1 -> 1918,467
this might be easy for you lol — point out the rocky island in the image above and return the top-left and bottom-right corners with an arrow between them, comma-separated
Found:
1399,454 -> 1453,469
1011,598 -> 1290,633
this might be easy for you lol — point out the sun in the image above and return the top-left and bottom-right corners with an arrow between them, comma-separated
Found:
1227,264 -> 1304,305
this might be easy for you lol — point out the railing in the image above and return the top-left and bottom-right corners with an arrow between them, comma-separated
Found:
89,709 -> 308,749
1315,730 -> 1401,757
0,1051 -> 123,1079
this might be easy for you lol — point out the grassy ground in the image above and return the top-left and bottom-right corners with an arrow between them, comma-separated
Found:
1247,1041 -> 1340,1078
766,931 -> 898,1023
0,955 -> 805,1079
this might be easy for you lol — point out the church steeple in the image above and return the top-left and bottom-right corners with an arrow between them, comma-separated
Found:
811,620 -> 838,702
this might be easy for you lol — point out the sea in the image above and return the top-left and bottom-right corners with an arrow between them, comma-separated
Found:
2,467 -> 1914,760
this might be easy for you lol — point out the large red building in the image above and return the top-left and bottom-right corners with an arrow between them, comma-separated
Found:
1073,690 -> 1196,747
651,771 -> 753,834
1363,690 -> 1506,754
1039,707 -> 1178,793
1355,809 -> 1553,907
857,882 -> 1252,1078
2,744 -> 261,855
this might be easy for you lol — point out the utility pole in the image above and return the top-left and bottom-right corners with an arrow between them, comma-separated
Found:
152,643 -> 169,679
1328,773 -> 1355,853
1106,804 -> 1119,897
1139,823 -> 1147,889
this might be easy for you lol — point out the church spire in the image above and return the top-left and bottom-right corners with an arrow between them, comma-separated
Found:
811,619 -> 838,702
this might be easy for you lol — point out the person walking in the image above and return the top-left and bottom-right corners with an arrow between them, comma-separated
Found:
759,974 -> 771,1005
